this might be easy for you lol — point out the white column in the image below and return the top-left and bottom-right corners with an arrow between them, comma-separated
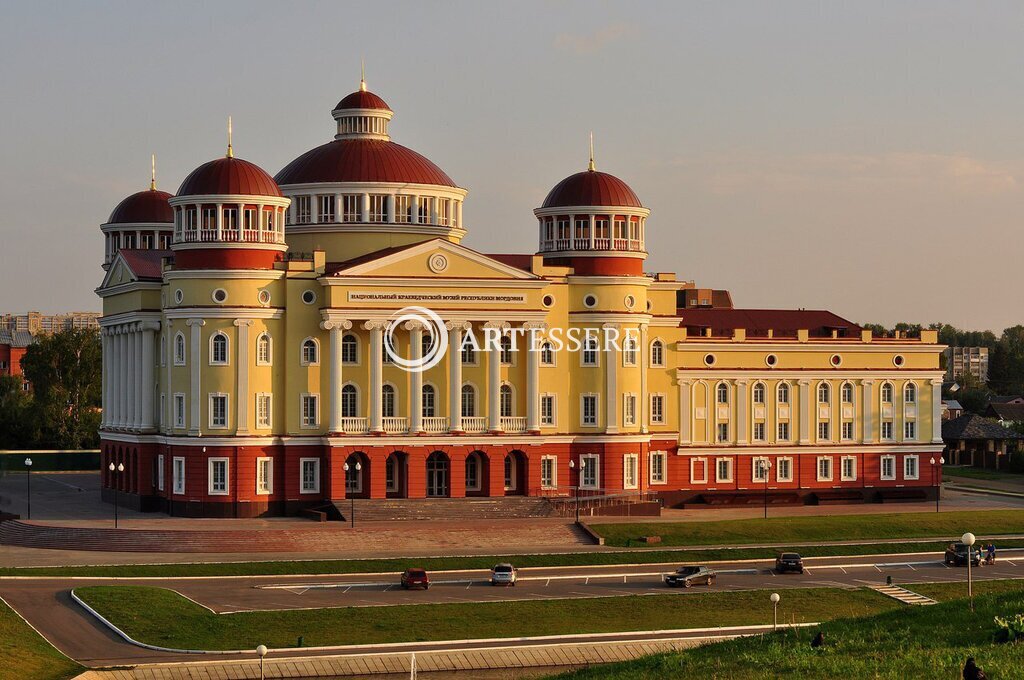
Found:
140,322 -> 157,431
456,201 -> 463,229
100,329 -> 109,427
124,326 -> 135,429
360,193 -> 370,223
365,320 -> 384,433
187,319 -> 204,435
334,194 -> 342,223
324,319 -> 351,433
639,324 -> 649,433
133,327 -> 143,429
525,323 -> 542,433
604,323 -> 618,433
115,328 -> 126,428
215,203 -> 223,239
677,379 -> 691,445
588,214 -> 596,249
736,380 -> 749,445
798,380 -> 811,444
862,380 -> 875,444
165,322 -> 173,432
234,320 -> 252,434
386,194 -> 396,223
931,379 -> 944,444
411,195 -> 420,224
485,322 -> 504,432
409,322 -> 423,433
447,321 -> 465,432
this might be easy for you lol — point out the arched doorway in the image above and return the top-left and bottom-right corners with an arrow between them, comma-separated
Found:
465,451 -> 486,497
345,452 -> 369,498
426,451 -> 450,498
504,450 -> 527,495
386,451 -> 409,498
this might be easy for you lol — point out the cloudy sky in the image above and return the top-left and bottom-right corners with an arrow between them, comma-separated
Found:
2,1 -> 1023,331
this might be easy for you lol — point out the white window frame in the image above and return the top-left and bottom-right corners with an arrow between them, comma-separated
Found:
156,454 -> 165,491
649,450 -> 667,485
841,455 -> 857,481
341,383 -> 359,418
539,341 -> 555,366
172,456 -> 185,494
540,393 -> 556,427
540,455 -> 557,489
341,333 -> 359,364
649,339 -> 665,367
580,337 -> 599,367
173,332 -> 186,366
300,337 -> 320,366
256,457 -> 273,495
255,393 -> 272,429
580,453 -> 600,489
581,393 -> 598,427
904,420 -> 917,441
816,456 -> 833,482
881,420 -> 895,441
649,393 -> 665,425
777,421 -> 790,442
752,421 -> 766,442
301,393 -> 320,429
209,332 -> 230,366
776,457 -> 793,482
904,454 -> 919,480
841,421 -> 854,441
255,333 -> 272,366
717,422 -> 730,443
208,457 -> 229,495
623,393 -> 637,426
209,393 -> 229,429
173,393 -> 185,429
817,420 -> 830,441
881,455 -> 897,481
623,453 -> 639,490
715,457 -> 733,484
690,456 -> 708,484
752,456 -> 770,482
300,457 -> 320,494
622,336 -> 637,367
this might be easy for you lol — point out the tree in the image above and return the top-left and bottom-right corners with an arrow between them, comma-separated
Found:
989,326 -> 1024,396
0,375 -> 40,448
20,328 -> 101,449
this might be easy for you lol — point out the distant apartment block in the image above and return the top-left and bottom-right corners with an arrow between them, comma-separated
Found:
0,311 -> 100,334
944,346 -> 989,383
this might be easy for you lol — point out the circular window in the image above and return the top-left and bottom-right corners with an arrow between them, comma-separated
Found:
893,354 -> 905,367
646,300 -> 653,312
301,290 -> 317,305
542,294 -> 555,308
765,354 -> 778,367
174,289 -> 183,304
583,294 -> 598,308
830,354 -> 843,367
258,290 -> 271,306
624,295 -> 636,310
704,353 -> 716,367
211,288 -> 228,304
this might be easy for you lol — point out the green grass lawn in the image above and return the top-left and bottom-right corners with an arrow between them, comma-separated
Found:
74,585 -> 896,651
0,599 -> 81,680
548,584 -> 1024,679
942,466 -> 1022,482
592,509 -> 1024,547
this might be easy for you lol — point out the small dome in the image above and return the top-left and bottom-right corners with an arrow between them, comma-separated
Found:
276,138 -> 457,187
177,157 -> 282,197
542,169 -> 643,209
107,188 -> 174,224
334,89 -> 391,112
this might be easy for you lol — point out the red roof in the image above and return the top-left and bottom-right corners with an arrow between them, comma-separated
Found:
677,309 -> 861,338
542,170 -> 643,208
107,189 -> 174,224
276,139 -> 457,187
119,249 -> 170,280
177,157 -> 282,197
334,89 -> 391,112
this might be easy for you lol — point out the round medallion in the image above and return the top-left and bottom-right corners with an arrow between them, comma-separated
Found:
428,253 -> 449,273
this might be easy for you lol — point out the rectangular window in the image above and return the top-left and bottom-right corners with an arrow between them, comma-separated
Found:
394,195 -> 411,223
581,394 -> 598,426
650,394 -> 665,424
437,198 -> 449,226
715,458 -> 733,483
650,451 -> 667,484
841,456 -> 857,481
209,394 -> 228,429
342,195 -> 360,222
752,457 -> 770,482
256,457 -> 273,495
817,421 -> 830,440
156,454 -> 165,491
418,196 -> 433,223
882,421 -> 894,440
623,454 -> 639,489
817,457 -> 833,482
904,420 -> 916,440
690,457 -> 708,484
777,421 -> 790,441
263,209 -> 275,232
717,422 -> 729,443
295,195 -> 311,224
222,208 -> 238,231
580,454 -> 599,489
172,456 -> 185,494
541,456 -> 556,489
300,458 -> 320,494
174,393 -> 185,428
318,195 -> 335,223
753,421 -> 766,441
540,394 -> 555,426
842,421 -> 854,441
301,394 -> 319,428
208,458 -> 228,495
904,455 -> 919,480
623,394 -> 636,426
776,457 -> 793,482
368,194 -> 386,222
256,393 -> 272,429
881,455 -> 897,480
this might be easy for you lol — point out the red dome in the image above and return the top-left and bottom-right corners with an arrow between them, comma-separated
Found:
334,89 -> 391,112
542,170 -> 643,208
177,157 -> 282,197
275,139 -> 457,187
107,188 -> 174,224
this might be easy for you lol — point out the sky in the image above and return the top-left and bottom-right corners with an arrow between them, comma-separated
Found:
1,1 -> 1023,332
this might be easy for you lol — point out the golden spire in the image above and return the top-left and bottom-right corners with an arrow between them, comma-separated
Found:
150,154 -> 157,190
588,131 -> 596,171
226,115 -> 233,158
360,58 -> 367,92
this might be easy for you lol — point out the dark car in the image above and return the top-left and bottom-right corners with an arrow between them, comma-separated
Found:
944,543 -> 981,567
400,568 -> 430,590
775,552 -> 804,574
663,565 -> 716,588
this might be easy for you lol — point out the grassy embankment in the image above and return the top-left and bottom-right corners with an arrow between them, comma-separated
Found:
0,599 -> 81,680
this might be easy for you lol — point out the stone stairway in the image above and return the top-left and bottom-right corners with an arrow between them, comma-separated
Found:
869,584 -> 937,606
338,496 -> 556,522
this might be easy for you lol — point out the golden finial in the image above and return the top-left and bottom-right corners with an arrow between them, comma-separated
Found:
150,154 -> 157,190
360,58 -> 367,92
226,116 -> 233,158
588,131 -> 596,171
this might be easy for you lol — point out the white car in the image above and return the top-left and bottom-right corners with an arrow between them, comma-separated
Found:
490,563 -> 518,586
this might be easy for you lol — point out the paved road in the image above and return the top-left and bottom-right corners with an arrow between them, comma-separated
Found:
3,550 -> 1022,667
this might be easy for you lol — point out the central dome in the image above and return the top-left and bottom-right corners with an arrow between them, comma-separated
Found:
542,169 -> 642,208
275,138 -> 457,187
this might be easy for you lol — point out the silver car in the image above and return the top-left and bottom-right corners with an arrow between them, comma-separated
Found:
490,563 -> 518,586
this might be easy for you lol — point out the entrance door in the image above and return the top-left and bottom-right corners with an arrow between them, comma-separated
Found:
426,452 -> 450,497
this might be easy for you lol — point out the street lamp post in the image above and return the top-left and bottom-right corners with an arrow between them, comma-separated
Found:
568,459 -> 579,523
24,458 -> 32,519
761,459 -> 773,519
108,462 -> 124,528
344,462 -> 362,528
962,531 -> 976,611
256,644 -> 267,680
930,457 -> 944,513
770,592 -> 781,630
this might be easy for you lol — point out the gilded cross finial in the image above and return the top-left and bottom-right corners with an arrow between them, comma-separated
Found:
226,116 -> 233,158
360,58 -> 367,92
150,154 -> 157,190
588,131 -> 596,171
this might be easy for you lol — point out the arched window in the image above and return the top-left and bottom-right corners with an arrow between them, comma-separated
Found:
650,339 -> 664,367
465,452 -> 482,491
210,332 -> 229,365
623,336 -> 637,366
540,342 -> 554,366
421,333 -> 435,359
341,384 -> 358,418
461,341 -> 477,365
752,382 -> 766,404
461,384 -> 476,417
500,335 -> 514,364
817,382 -> 831,404
582,337 -> 598,366
174,332 -> 186,365
341,334 -> 358,364
904,382 -> 917,403
422,384 -> 436,418
716,382 -> 729,405
777,382 -> 790,404
500,384 -> 513,417
382,384 -> 396,418
841,382 -> 854,404
881,382 -> 894,403
256,333 -> 271,366
301,338 -> 319,365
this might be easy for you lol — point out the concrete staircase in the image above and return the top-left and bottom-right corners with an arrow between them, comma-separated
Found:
869,584 -> 937,605
338,497 -> 555,522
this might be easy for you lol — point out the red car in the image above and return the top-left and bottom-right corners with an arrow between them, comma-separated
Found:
401,568 -> 430,590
